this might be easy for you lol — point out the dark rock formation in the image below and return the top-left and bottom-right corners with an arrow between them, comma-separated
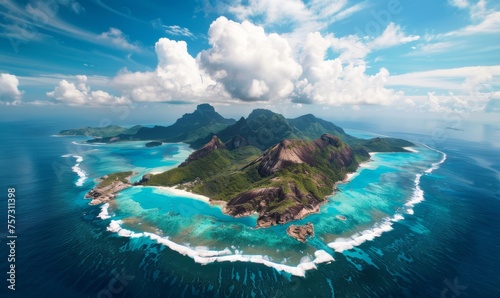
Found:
223,184 -> 324,228
287,223 -> 314,242
225,135 -> 250,150
246,133 -> 354,177
145,141 -> 162,147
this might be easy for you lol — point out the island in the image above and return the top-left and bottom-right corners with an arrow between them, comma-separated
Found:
69,104 -> 415,241
85,171 -> 135,205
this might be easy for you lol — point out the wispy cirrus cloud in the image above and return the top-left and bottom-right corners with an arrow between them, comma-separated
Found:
151,18 -> 199,40
412,1 -> 499,55
98,28 -> 140,51
388,65 -> 500,91
0,0 -> 141,52
163,25 -> 197,39
369,23 -> 420,50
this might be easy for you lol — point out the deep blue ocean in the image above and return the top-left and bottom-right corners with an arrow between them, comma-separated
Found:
0,118 -> 499,297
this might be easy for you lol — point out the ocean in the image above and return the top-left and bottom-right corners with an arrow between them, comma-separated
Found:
0,119 -> 499,297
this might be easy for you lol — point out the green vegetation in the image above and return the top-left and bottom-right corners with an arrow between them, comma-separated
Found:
96,171 -> 134,188
355,137 -> 414,153
144,146 -> 262,190
59,125 -> 142,138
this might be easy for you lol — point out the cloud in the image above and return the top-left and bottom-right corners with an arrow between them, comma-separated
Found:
292,32 -> 397,105
40,17 -> 414,107
369,23 -> 420,49
408,41 -> 455,55
112,38 -> 221,102
326,23 -> 419,65
388,65 -> 500,91
0,73 -> 23,101
163,25 -> 197,39
57,0 -> 84,14
225,0 -> 312,26
485,92 -> 500,112
98,28 -> 140,51
405,98 -> 416,106
450,11 -> 500,35
47,75 -> 128,106
425,91 -> 488,114
152,19 -> 198,40
199,16 -> 302,101
449,0 -> 469,9
0,1 -> 141,52
207,0 -> 368,49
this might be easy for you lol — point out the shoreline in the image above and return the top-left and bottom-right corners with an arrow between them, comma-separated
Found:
106,219 -> 335,277
148,185 -> 217,205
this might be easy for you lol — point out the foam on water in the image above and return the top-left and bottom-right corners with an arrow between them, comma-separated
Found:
71,141 -> 102,147
106,220 -> 335,277
62,154 -> 87,186
328,144 -> 446,253
98,203 -> 111,219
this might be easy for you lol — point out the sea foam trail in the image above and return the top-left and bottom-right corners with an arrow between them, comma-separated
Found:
328,214 -> 405,253
328,144 -> 447,253
71,141 -> 102,147
63,154 -> 87,187
98,203 -> 111,219
106,220 -> 334,277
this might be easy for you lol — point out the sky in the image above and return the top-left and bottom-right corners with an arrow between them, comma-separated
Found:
0,0 -> 499,129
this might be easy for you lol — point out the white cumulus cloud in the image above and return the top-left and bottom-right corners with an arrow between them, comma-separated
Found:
47,75 -> 128,106
292,32 -> 397,105
112,38 -> 221,102
199,16 -> 302,102
0,73 -> 23,102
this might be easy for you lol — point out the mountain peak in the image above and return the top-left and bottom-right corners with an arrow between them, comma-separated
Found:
180,135 -> 225,167
247,109 -> 276,122
196,103 -> 215,114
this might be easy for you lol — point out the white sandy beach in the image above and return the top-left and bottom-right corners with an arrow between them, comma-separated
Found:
403,146 -> 419,153
149,185 -> 212,204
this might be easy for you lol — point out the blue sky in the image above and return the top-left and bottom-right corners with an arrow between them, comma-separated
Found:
0,0 -> 499,124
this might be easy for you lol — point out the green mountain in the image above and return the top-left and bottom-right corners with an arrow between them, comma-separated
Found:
86,104 -> 236,144
190,109 -> 299,150
189,107 -> 411,154
58,125 -> 142,138
144,133 -> 368,228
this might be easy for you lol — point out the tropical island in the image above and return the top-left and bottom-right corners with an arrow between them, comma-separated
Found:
65,104 -> 414,241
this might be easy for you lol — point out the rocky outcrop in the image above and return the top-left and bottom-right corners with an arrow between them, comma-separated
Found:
179,135 -> 225,167
85,173 -> 134,205
246,133 -> 355,177
223,183 -> 324,228
145,141 -> 162,147
225,135 -> 250,150
85,180 -> 131,205
287,223 -> 314,242
134,174 -> 151,185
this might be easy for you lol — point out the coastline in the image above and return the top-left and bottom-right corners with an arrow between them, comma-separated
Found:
149,185 -> 216,205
